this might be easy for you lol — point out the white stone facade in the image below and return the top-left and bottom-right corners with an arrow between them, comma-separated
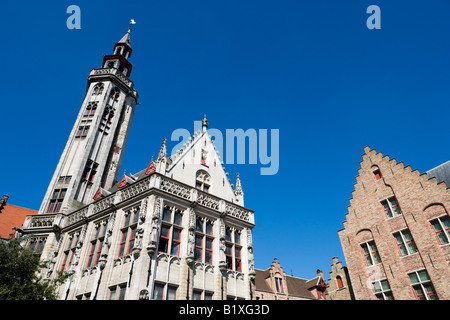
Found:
21,29 -> 256,300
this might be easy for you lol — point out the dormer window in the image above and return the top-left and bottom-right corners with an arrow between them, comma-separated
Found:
196,170 -> 211,193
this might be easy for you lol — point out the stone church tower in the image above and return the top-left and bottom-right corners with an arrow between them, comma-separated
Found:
21,28 -> 256,300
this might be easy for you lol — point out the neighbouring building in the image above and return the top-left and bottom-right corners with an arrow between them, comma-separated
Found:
0,195 -> 37,240
20,28 -> 256,300
338,146 -> 450,300
325,257 -> 354,300
255,258 -> 327,300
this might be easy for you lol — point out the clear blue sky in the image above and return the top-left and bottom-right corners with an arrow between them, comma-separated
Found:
1,1 -> 450,280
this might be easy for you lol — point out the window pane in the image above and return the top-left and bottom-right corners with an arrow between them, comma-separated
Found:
161,225 -> 170,238
385,292 -> 394,300
162,207 -> 171,222
402,230 -> 412,241
153,284 -> 164,300
407,241 -> 418,253
373,282 -> 381,293
118,286 -> 126,300
193,291 -> 201,300
362,244 -> 370,255
431,220 -> 443,232
195,235 -> 202,247
206,238 -> 213,249
418,270 -> 429,282
194,248 -> 202,261
206,222 -> 213,235
438,233 -> 449,244
394,233 -> 403,244
399,244 -> 408,256
381,280 -> 390,291
440,216 -> 449,227
109,288 -> 117,300
196,218 -> 203,232
167,286 -> 177,300
171,242 -> 180,256
409,273 -> 419,284
373,252 -> 381,264
172,228 -> 180,241
174,210 -> 182,225
205,251 -> 212,264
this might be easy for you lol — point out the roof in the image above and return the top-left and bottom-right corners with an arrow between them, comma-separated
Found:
0,198 -> 37,239
255,268 -> 317,299
426,160 -> 450,188
118,27 -> 131,46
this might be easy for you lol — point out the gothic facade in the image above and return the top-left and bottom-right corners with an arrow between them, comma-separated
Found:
20,29 -> 256,300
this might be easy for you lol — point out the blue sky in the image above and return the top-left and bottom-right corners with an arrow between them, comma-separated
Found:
1,1 -> 450,279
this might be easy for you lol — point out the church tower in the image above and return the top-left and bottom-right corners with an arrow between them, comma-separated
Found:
38,28 -> 139,216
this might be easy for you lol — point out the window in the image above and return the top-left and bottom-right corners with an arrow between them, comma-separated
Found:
381,197 -> 402,218
82,160 -> 99,183
152,283 -> 177,300
118,207 -> 140,257
196,170 -> 211,193
373,279 -> 394,300
76,126 -> 89,138
193,290 -> 213,300
225,227 -> 242,272
87,221 -> 106,268
373,169 -> 382,180
61,232 -> 78,271
430,216 -> 450,245
110,87 -> 120,102
336,276 -> 344,289
109,284 -> 127,300
102,106 -> 115,124
84,102 -> 97,116
47,189 -> 66,213
28,237 -> 46,255
361,240 -> 381,266
93,83 -> 104,95
393,229 -> 418,256
158,206 -> 183,256
408,270 -> 438,300
194,217 -> 214,264
275,276 -> 284,293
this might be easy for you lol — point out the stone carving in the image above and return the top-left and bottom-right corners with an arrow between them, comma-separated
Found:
147,197 -> 161,255
160,178 -> 191,200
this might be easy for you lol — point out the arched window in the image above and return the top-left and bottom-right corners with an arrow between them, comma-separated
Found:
336,276 -> 343,289
93,83 -> 104,95
110,87 -> 120,102
196,170 -> 211,193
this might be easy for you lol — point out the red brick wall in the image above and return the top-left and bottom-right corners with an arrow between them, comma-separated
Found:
338,146 -> 450,300
0,203 -> 37,239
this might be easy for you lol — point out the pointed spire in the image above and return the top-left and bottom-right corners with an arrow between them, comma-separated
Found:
234,172 -> 243,196
157,138 -> 167,162
118,27 -> 131,46
202,114 -> 208,132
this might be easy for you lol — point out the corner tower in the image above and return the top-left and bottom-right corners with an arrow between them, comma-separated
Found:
38,28 -> 139,215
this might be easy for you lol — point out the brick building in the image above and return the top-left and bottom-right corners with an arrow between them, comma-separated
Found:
0,195 -> 37,240
255,258 -> 327,300
325,257 -> 354,300
338,146 -> 450,300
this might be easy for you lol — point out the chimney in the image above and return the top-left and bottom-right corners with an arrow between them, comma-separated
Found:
0,195 -> 9,212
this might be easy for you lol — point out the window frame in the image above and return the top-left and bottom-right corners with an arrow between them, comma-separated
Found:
158,205 -> 183,257
117,207 -> 140,258
380,196 -> 402,219
360,240 -> 381,266
372,279 -> 394,300
429,215 -> 450,245
408,269 -> 438,300
393,229 -> 418,257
